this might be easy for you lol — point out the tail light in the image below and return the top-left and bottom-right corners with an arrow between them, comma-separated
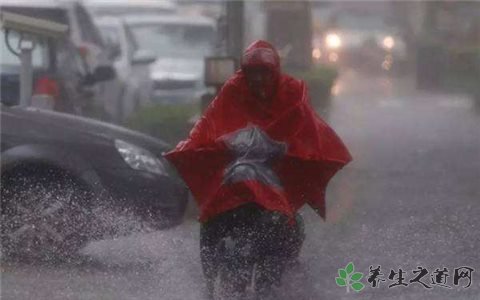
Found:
34,76 -> 60,99
32,76 -> 60,110
78,45 -> 89,60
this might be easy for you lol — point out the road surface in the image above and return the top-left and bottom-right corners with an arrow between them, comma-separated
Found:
2,71 -> 479,300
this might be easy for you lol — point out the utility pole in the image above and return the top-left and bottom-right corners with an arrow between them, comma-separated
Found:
225,0 -> 244,61
201,1 -> 244,112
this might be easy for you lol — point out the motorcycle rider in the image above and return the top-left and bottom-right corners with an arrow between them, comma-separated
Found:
199,41 -> 306,296
165,40 -> 352,297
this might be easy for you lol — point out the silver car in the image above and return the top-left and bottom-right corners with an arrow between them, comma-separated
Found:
124,14 -> 216,104
95,17 -> 157,121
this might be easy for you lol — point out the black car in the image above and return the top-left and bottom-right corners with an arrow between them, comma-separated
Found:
1,104 -> 189,258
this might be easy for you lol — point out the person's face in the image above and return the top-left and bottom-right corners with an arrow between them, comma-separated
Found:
244,66 -> 274,100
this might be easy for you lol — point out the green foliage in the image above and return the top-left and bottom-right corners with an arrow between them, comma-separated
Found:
125,103 -> 199,146
294,64 -> 338,87
444,47 -> 480,94
289,64 -> 338,111
417,40 -> 480,95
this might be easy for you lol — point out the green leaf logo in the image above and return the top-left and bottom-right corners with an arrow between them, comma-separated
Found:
346,262 -> 354,274
336,277 -> 346,286
335,262 -> 365,293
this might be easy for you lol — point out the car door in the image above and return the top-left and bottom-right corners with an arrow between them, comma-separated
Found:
53,37 -> 95,114
71,3 -> 124,122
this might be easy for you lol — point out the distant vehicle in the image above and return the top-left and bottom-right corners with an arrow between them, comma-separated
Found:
314,8 -> 407,72
0,16 -> 115,115
1,104 -> 189,258
0,0 -> 126,122
124,14 -> 216,104
84,0 -> 177,18
95,17 -> 157,120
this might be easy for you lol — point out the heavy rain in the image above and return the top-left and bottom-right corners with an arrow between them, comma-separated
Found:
0,1 -> 479,300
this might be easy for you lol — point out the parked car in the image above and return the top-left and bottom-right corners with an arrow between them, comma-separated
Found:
1,104 -> 189,258
314,8 -> 407,72
84,0 -> 177,18
94,17 -> 157,120
0,15 -> 114,115
1,0 -> 126,122
124,14 -> 216,104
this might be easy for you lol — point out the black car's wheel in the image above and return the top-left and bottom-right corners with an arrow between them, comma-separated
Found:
1,168 -> 93,261
141,190 -> 189,230
141,203 -> 187,229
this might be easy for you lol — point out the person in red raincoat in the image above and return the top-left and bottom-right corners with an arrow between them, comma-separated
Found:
165,40 -> 352,294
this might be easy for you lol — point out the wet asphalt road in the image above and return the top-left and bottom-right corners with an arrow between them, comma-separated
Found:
2,71 -> 480,300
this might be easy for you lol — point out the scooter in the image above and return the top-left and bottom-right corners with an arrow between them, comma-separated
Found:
198,126 -> 304,299
202,203 -> 304,300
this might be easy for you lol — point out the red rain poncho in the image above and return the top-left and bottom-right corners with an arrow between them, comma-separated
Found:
165,40 -> 352,222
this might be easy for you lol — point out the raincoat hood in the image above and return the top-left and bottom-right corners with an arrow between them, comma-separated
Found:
165,41 -> 352,222
241,40 -> 281,74
241,40 -> 281,101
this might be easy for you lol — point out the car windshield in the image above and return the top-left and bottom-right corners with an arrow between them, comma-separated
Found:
129,23 -> 214,58
98,25 -> 120,44
0,30 -> 49,69
91,7 -> 175,17
98,24 -> 123,52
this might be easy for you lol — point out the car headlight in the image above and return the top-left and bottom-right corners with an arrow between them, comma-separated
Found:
382,36 -> 395,50
312,47 -> 322,60
325,33 -> 342,49
115,139 -> 167,175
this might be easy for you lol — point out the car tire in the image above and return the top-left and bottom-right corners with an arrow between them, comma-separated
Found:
1,167 -> 94,261
138,186 -> 190,230
142,197 -> 189,230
